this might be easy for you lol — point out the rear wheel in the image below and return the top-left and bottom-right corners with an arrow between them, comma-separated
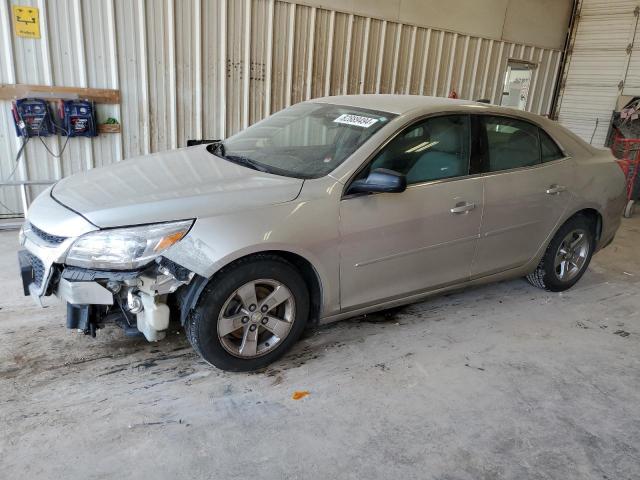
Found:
526,216 -> 595,292
624,199 -> 635,218
185,256 -> 309,371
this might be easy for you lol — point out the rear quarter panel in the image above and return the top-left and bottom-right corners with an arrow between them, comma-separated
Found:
537,119 -> 625,249
569,148 -> 626,248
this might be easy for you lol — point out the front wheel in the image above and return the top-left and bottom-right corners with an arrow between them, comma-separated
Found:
185,256 -> 310,371
526,216 -> 595,292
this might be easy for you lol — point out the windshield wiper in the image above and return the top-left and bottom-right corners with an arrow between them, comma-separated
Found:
206,141 -> 269,173
224,155 -> 270,173
204,140 -> 227,158
211,140 -> 225,157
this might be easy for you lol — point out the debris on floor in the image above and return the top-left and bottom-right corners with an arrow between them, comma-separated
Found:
291,390 -> 310,400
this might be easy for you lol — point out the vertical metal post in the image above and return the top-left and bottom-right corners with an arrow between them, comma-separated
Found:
138,0 -> 151,153
432,31 -> 444,96
242,0 -> 251,128
106,0 -> 124,161
167,0 -> 178,148
285,2 -> 296,106
219,0 -> 227,138
342,13 -> 354,95
375,20 -> 387,94
264,0 -> 274,116
194,0 -> 203,137
305,6 -> 316,100
419,29 -> 431,95
458,35 -> 470,98
359,17 -> 371,94
390,24 -> 401,93
405,26 -> 417,94
324,10 -> 335,96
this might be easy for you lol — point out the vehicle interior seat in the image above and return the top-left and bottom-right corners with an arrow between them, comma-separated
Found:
405,122 -> 467,183
488,129 -> 539,171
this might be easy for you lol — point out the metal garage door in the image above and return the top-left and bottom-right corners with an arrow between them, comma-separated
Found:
557,0 -> 639,146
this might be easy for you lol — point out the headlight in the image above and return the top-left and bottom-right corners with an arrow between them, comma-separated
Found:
65,220 -> 193,270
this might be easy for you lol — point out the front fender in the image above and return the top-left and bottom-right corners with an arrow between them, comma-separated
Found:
164,190 -> 341,319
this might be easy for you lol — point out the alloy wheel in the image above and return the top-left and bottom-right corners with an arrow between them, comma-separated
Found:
554,229 -> 590,282
217,279 -> 296,358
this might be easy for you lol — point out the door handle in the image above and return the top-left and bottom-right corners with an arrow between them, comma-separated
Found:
546,184 -> 566,195
450,202 -> 476,214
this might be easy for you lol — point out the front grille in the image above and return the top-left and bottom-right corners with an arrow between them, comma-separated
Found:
25,252 -> 45,287
29,222 -> 67,245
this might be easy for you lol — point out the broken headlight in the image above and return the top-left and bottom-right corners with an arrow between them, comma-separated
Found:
65,220 -> 193,270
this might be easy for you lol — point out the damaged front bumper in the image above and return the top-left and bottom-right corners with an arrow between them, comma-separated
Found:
18,224 -> 195,342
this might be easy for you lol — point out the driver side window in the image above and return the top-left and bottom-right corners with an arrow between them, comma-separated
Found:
362,115 -> 470,185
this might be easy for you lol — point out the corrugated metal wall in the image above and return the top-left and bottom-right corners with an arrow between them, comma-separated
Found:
0,0 -> 563,216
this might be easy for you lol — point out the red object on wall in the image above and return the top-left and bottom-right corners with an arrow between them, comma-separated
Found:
448,90 -> 458,99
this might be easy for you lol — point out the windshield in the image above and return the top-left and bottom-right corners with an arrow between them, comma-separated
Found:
210,102 -> 395,178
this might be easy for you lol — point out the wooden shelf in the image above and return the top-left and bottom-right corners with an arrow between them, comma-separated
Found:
0,83 -> 120,103
98,123 -> 121,134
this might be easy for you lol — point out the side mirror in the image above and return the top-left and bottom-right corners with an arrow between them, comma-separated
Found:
347,168 -> 407,195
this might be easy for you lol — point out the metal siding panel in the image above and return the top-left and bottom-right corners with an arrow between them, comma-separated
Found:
580,0 -> 638,15
176,0 -> 198,147
0,0 -> 563,214
557,0 -> 637,146
393,24 -> 412,94
226,0 -> 244,135
0,0 -> 22,218
311,8 -> 330,99
270,1 -> 290,114
249,0 -> 269,125
202,0 -> 223,138
115,0 -> 147,158
291,5 -> 312,105
347,15 -> 365,95
377,22 -> 398,94
33,0 -> 79,196
83,0 -> 120,169
559,86 -> 619,145
329,12 -> 348,96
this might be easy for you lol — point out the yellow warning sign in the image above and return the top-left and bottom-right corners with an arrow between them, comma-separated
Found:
12,5 -> 40,39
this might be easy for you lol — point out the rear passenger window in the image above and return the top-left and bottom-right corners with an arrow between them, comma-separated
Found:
482,116 -> 540,172
539,129 -> 564,162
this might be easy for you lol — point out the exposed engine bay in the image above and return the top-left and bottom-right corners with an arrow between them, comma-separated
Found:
18,219 -> 204,342
19,247 -> 197,341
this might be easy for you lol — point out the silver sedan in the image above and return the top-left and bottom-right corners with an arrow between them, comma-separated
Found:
18,95 -> 626,371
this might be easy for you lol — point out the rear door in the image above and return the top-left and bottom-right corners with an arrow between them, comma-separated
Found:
471,115 -> 575,278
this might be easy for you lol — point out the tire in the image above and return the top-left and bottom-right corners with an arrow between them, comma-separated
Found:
526,215 -> 596,292
185,255 -> 309,371
624,199 -> 635,218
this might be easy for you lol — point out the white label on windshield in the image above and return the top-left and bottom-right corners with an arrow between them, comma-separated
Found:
333,114 -> 379,128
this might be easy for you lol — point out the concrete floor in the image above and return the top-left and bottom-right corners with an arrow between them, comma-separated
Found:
1,218 -> 639,480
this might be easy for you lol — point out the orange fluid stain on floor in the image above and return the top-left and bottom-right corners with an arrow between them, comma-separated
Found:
291,390 -> 310,400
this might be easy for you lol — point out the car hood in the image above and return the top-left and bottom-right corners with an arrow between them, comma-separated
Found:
51,145 -> 304,228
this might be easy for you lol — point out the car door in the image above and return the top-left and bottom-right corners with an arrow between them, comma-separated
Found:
339,114 -> 484,310
471,115 -> 574,278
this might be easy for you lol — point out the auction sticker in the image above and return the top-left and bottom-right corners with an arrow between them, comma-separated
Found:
334,114 -> 379,128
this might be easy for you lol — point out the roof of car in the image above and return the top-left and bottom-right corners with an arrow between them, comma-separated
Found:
310,94 -> 483,115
